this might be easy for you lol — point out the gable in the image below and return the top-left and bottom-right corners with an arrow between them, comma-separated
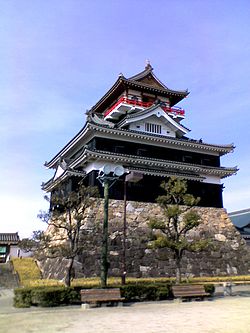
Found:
135,75 -> 166,89
121,106 -> 189,138
128,115 -> 176,138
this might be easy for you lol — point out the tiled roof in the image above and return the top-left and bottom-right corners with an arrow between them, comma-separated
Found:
0,233 -> 20,244
71,147 -> 238,179
44,121 -> 235,169
229,209 -> 250,228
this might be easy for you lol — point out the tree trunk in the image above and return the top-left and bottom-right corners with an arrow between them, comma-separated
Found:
64,257 -> 74,287
101,180 -> 109,288
175,256 -> 181,284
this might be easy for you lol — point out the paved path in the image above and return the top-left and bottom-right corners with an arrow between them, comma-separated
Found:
0,289 -> 250,333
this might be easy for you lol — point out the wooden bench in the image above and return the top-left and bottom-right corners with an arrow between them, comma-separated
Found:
80,288 -> 125,309
172,284 -> 210,302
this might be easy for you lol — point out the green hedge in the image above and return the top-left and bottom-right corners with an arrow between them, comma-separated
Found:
204,284 -> 215,295
14,283 -> 214,308
14,286 -> 81,308
120,283 -> 172,301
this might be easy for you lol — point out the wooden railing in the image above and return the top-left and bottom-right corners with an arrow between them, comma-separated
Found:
104,96 -> 185,117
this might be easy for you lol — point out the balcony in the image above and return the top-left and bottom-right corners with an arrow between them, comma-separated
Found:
104,97 -> 153,120
104,96 -> 185,120
161,106 -> 185,117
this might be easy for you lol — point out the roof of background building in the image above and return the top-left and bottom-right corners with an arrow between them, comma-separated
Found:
0,233 -> 20,244
228,208 -> 250,228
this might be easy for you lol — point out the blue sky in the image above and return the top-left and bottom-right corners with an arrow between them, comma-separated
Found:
1,0 -> 250,237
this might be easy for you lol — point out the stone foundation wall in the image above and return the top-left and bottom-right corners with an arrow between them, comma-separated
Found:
40,200 -> 250,280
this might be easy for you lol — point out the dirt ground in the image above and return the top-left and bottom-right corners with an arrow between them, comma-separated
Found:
0,289 -> 250,333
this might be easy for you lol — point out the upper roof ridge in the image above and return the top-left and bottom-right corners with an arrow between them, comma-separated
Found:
127,63 -> 187,93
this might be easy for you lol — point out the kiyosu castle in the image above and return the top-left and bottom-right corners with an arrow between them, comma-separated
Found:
43,63 -> 237,208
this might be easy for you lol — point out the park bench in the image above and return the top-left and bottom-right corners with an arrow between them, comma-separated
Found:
80,288 -> 125,309
172,284 -> 210,302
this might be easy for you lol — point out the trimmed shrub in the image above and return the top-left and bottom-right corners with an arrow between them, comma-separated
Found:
14,282 -> 214,307
14,286 -> 82,308
204,284 -> 215,295
31,287 -> 69,307
14,288 -> 32,308
120,283 -> 171,302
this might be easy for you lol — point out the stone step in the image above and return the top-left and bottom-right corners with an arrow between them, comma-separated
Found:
0,263 -> 19,289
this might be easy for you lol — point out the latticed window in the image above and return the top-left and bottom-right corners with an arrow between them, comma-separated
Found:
145,123 -> 162,134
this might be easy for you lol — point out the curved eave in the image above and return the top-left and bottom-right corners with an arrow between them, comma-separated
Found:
42,169 -> 69,192
127,166 -> 204,182
91,77 -> 126,114
91,76 -> 189,114
44,122 -> 91,169
72,148 -> 238,179
89,123 -> 235,156
45,121 -> 235,169
42,169 -> 87,192
125,78 -> 188,97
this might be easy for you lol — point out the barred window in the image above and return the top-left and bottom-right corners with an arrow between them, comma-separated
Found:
145,123 -> 162,134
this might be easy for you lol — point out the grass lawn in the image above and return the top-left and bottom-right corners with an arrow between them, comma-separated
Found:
11,257 -> 250,287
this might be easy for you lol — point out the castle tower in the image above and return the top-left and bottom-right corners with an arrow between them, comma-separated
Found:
43,64 -> 237,208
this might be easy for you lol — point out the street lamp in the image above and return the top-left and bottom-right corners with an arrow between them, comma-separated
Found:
57,159 -> 126,288
97,164 -> 125,288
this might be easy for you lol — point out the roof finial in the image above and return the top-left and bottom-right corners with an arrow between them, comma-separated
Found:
145,59 -> 152,70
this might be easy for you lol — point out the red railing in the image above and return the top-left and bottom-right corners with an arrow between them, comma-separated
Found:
162,106 -> 185,117
104,96 -> 185,117
104,97 -> 153,117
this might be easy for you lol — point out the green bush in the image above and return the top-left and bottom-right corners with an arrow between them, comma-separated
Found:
204,284 -> 215,295
14,288 -> 32,308
14,282 -> 213,307
120,283 -> 171,302
156,285 -> 173,300
31,287 -> 69,307
14,283 -> 172,307
14,286 -> 83,308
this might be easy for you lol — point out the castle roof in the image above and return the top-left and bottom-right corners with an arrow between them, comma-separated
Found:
91,65 -> 189,114
43,146 -> 237,192
45,119 -> 235,169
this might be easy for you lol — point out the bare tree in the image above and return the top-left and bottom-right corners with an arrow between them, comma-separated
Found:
20,183 -> 98,287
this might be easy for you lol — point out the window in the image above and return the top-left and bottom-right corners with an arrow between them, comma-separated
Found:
145,123 -> 162,134
183,155 -> 193,163
114,146 -> 125,154
137,149 -> 147,156
0,246 -> 7,254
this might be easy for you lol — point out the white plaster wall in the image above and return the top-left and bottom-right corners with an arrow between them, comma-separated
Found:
129,115 -> 176,137
202,175 -> 221,184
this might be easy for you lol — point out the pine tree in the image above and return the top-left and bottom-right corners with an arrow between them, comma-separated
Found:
149,177 -> 210,283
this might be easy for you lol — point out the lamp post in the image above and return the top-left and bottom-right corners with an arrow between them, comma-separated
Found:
121,179 -> 127,285
57,159 -> 125,288
97,164 -> 125,288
